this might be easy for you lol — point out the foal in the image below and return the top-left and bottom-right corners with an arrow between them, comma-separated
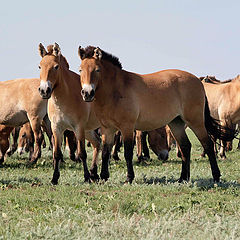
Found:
78,46 -> 235,183
38,43 -> 101,185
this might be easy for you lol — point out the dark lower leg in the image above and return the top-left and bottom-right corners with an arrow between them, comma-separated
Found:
124,138 -> 134,183
77,140 -> 90,182
100,143 -> 111,180
51,147 -> 63,185
202,137 -> 221,182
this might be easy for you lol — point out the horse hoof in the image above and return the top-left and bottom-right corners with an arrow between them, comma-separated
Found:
100,172 -> 109,181
113,155 -> 120,161
90,173 -> 100,182
51,179 -> 58,185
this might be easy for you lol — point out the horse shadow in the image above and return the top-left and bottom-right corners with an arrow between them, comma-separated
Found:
138,175 -> 240,190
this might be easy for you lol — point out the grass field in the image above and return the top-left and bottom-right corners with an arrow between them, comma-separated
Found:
1,129 -> 240,239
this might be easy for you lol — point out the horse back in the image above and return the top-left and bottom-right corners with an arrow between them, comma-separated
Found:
0,78 -> 47,126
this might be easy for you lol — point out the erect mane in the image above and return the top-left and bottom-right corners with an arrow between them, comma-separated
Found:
200,75 -> 233,84
46,45 -> 69,69
84,46 -> 122,69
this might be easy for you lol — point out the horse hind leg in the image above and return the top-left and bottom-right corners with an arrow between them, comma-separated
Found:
187,121 -> 221,182
168,117 -> 191,182
85,130 -> 101,181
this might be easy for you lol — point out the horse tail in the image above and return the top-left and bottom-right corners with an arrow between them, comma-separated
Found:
204,96 -> 237,141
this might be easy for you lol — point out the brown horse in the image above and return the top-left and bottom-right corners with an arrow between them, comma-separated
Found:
78,46 -> 236,183
38,43 -> 101,185
202,75 -> 240,158
0,78 -> 49,163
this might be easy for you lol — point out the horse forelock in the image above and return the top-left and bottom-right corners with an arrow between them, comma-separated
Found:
83,46 -> 122,69
45,45 -> 69,69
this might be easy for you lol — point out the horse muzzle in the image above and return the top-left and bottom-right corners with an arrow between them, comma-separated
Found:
38,80 -> 52,99
158,149 -> 169,161
81,88 -> 95,102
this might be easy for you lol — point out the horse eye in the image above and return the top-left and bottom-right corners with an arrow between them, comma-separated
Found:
54,65 -> 59,70
95,68 -> 100,73
79,69 -> 82,73
38,65 -> 41,69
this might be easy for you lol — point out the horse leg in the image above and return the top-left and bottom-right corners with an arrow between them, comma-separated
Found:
112,131 -> 122,161
142,132 -> 150,159
187,123 -> 221,182
85,130 -> 101,181
168,117 -> 191,182
135,130 -> 143,162
219,140 -> 227,159
64,130 -> 77,161
42,115 -> 53,150
29,118 -> 44,164
28,130 -> 35,161
100,128 -> 115,181
75,128 -> 90,182
7,127 -> 20,156
51,128 -> 63,185
121,128 -> 135,183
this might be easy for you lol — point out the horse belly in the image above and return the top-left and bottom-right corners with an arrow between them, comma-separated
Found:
0,111 -> 28,127
135,112 -> 177,131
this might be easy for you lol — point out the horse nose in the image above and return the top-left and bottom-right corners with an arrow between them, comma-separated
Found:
158,150 -> 169,161
89,89 -> 95,98
81,89 -> 85,96
46,87 -> 51,94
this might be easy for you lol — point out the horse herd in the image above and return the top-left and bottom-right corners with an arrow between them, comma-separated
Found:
0,43 -> 238,185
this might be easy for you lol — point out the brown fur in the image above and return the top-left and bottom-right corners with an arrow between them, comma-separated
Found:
38,43 -> 101,185
78,46 -> 235,183
0,78 -> 48,163
203,75 -> 240,158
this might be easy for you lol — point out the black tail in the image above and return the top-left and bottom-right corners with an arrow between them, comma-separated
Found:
204,96 -> 237,141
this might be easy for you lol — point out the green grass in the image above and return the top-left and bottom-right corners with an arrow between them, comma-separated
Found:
1,129 -> 240,239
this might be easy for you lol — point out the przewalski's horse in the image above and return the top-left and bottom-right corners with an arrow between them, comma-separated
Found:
0,78 -> 49,163
38,43 -> 101,185
202,75 -> 240,158
78,46 -> 236,183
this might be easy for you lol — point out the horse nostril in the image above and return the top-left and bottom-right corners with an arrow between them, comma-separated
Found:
81,89 -> 85,96
89,89 -> 95,98
40,89 -> 45,95
46,87 -> 51,94
38,87 -> 41,93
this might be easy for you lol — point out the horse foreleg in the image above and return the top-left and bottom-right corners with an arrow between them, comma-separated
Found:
135,130 -> 143,162
122,129 -> 135,183
75,129 -> 90,182
51,128 -> 63,185
64,130 -> 77,161
29,119 -> 43,164
86,130 -> 101,181
100,128 -> 115,181
112,131 -> 122,161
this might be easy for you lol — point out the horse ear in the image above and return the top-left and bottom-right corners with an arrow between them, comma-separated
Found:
39,43 -> 47,58
93,47 -> 102,60
53,42 -> 61,57
78,46 -> 85,60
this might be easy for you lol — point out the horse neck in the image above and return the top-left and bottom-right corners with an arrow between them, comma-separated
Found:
95,65 -> 127,103
51,67 -> 71,99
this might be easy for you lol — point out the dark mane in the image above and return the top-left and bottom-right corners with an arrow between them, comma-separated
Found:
84,46 -> 122,69
200,75 -> 233,84
46,45 -> 69,69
